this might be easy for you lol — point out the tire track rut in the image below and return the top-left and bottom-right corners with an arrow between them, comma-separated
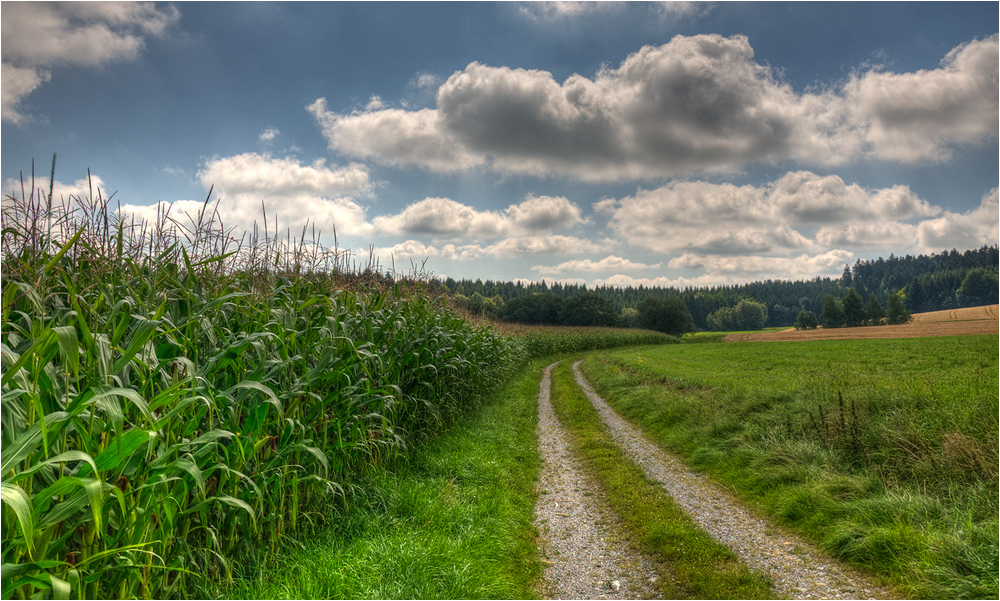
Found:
534,362 -> 661,599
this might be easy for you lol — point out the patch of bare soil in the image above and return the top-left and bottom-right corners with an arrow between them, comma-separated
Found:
725,304 -> 998,342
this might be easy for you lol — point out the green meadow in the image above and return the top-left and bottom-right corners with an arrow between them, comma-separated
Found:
580,336 -> 999,599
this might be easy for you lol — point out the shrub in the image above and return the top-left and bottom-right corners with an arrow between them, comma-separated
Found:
635,295 -> 695,336
706,299 -> 768,331
956,268 -> 999,307
865,294 -> 885,326
842,288 -> 866,327
794,310 -> 819,330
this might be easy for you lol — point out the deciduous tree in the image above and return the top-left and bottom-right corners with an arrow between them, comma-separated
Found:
636,295 -> 695,336
793,310 -> 819,330
885,291 -> 912,325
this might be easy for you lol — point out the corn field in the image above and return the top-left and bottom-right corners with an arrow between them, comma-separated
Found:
1,167 -> 525,599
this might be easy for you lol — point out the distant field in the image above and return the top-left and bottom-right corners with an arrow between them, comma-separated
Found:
726,304 -> 998,342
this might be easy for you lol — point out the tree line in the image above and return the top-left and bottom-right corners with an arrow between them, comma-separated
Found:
442,246 -> 998,332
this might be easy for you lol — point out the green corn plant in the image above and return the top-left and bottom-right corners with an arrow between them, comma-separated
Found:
3,168 -> 528,599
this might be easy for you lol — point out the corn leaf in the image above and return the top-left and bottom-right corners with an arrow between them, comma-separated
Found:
1,483 -> 35,557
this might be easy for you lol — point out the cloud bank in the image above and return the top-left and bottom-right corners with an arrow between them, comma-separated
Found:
309,34 -> 998,182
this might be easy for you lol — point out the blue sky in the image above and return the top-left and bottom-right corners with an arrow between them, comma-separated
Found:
2,1 -> 997,288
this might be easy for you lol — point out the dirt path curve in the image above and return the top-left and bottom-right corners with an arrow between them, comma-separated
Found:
570,360 -> 891,600
534,362 -> 661,599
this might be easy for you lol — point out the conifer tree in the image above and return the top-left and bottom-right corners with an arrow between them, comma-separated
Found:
865,293 -> 885,325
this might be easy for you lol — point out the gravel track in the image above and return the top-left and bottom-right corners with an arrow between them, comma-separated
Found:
534,362 -> 661,600
569,360 -> 891,600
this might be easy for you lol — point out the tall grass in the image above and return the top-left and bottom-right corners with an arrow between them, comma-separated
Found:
1,167 -> 525,599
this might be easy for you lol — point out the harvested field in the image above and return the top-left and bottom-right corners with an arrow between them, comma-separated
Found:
911,303 -> 999,322
725,304 -> 998,342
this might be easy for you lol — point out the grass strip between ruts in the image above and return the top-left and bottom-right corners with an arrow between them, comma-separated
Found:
546,359 -> 774,600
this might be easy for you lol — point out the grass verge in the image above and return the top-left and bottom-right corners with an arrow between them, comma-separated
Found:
580,337 -> 998,599
201,359 -> 546,600
546,359 -> 774,599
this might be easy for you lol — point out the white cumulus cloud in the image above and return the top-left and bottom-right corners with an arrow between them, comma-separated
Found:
916,187 -> 999,252
114,153 -> 375,243
768,171 -> 939,224
667,250 -> 856,279
532,255 -> 663,276
372,193 -> 584,239
307,98 -> 485,172
843,35 -> 999,162
603,171 -> 949,257
309,34 -> 997,181
194,152 -> 373,236
485,234 -> 602,257
1,2 -> 180,124
373,197 -> 508,238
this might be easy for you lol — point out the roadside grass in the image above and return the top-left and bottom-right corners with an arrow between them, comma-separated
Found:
579,336 -> 998,599
206,359 -> 547,600
547,359 -> 774,600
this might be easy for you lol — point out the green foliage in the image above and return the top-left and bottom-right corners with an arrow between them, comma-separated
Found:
956,267 -> 999,308
793,310 -> 819,330
635,295 -> 695,336
451,292 -> 504,317
820,294 -> 846,328
706,299 -> 768,331
559,291 -> 620,327
581,336 -> 998,599
865,293 -> 885,326
445,246 -> 999,328
841,288 -> 866,327
210,359 -> 546,600
0,180 -> 526,599
500,293 -> 564,325
885,291 -> 911,325
506,325 -> 676,358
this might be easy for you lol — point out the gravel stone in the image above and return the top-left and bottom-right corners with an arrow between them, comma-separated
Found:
570,360 -> 892,600
534,362 -> 661,600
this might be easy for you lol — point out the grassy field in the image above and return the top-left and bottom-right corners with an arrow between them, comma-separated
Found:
579,336 -> 998,599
